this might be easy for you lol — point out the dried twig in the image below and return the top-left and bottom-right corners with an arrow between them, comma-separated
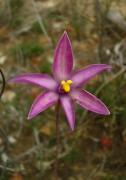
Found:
8,144 -> 43,163
31,0 -> 52,45
0,164 -> 15,172
94,0 -> 105,63
0,68 -> 5,98
88,154 -> 107,179
79,67 -> 126,129
6,0 -> 24,64
42,147 -> 72,170
8,142 -> 72,171
0,129 -> 8,153
33,128 -> 41,145
95,67 -> 126,96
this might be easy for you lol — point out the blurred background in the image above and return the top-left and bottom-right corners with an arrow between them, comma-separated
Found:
0,0 -> 126,179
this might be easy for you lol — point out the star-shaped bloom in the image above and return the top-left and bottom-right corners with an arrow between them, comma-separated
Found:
10,32 -> 111,130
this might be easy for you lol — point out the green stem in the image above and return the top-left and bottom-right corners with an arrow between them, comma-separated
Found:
55,100 -> 60,179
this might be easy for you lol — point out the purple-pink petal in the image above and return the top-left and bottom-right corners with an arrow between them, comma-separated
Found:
71,64 -> 112,88
53,31 -> 74,83
70,89 -> 110,115
10,73 -> 59,91
28,91 -> 59,119
60,95 -> 75,131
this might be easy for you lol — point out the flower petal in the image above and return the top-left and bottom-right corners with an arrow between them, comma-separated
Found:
71,64 -> 112,88
10,73 -> 59,91
70,89 -> 110,115
60,95 -> 75,131
53,31 -> 74,82
28,91 -> 59,119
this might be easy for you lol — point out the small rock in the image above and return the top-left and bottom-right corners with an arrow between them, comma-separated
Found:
1,153 -> 9,162
0,54 -> 6,65
8,135 -> 17,144
1,90 -> 16,102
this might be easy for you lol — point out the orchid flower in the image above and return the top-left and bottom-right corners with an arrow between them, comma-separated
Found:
10,31 -> 111,131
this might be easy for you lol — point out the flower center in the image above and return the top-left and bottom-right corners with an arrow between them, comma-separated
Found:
61,80 -> 73,92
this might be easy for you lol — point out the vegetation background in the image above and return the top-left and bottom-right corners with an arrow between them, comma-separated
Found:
0,0 -> 126,179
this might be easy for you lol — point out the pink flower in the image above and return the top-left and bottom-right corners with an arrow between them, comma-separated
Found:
10,32 -> 111,130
